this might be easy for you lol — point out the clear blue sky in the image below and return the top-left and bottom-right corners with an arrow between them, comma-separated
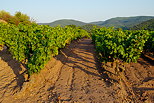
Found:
1,0 -> 154,23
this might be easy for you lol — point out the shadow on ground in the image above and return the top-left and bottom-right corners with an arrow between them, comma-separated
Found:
0,49 -> 25,92
55,39 -> 117,87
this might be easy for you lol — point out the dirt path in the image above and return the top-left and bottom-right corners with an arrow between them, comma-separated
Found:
0,38 -> 154,103
52,39 -> 116,102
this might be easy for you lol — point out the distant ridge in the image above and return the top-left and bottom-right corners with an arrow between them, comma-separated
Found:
130,18 -> 154,30
39,19 -> 87,27
91,16 -> 154,29
89,21 -> 104,25
39,16 -> 154,29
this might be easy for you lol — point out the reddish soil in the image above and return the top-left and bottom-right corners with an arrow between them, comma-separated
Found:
0,38 -> 154,103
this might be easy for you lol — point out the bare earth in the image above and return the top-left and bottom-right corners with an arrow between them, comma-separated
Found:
0,38 -> 154,103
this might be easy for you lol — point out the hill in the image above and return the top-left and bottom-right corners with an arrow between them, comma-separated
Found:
91,16 -> 154,29
39,19 -> 87,27
130,18 -> 154,30
89,21 -> 104,25
39,16 -> 154,29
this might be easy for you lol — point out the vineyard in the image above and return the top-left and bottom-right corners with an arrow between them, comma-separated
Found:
0,22 -> 154,75
0,21 -> 154,102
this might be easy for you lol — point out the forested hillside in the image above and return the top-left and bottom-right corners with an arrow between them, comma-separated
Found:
130,18 -> 154,30
39,19 -> 86,27
39,16 -> 154,30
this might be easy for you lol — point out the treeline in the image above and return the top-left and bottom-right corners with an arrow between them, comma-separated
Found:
0,10 -> 34,25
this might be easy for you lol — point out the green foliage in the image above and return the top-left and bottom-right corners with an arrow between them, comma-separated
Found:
144,31 -> 154,52
0,10 -> 35,25
14,12 -> 31,24
81,24 -> 101,33
0,23 -> 89,75
92,27 -> 150,62
0,10 -> 12,22
130,18 -> 154,31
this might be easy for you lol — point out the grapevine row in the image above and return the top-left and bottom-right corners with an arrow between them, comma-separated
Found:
92,27 -> 153,62
0,23 -> 89,75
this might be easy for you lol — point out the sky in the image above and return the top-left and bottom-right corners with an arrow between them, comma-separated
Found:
0,0 -> 154,23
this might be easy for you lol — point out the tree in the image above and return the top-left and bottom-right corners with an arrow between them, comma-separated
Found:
0,10 -> 12,22
14,11 -> 31,24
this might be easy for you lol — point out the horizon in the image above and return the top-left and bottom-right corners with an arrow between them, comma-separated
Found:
38,15 -> 154,23
1,0 -> 154,23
